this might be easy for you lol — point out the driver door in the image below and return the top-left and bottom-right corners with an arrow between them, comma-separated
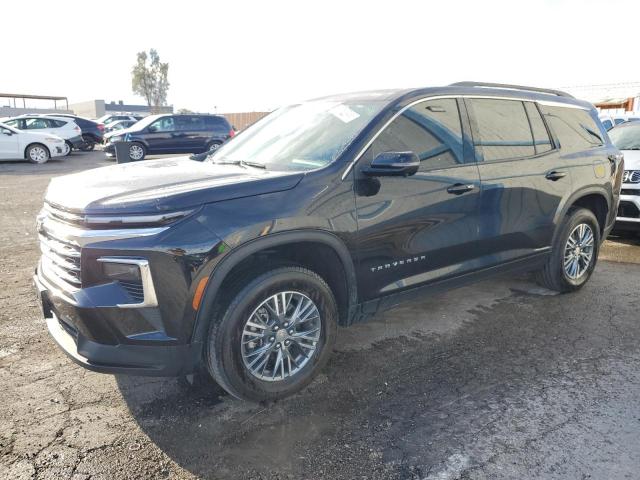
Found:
0,127 -> 19,159
354,97 -> 481,301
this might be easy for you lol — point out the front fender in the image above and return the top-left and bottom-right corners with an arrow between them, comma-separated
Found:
188,229 -> 358,346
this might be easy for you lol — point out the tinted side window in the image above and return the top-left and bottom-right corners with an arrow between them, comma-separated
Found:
369,98 -> 464,171
177,116 -> 205,131
602,119 -> 613,130
539,105 -> 603,153
50,119 -> 67,128
468,99 -> 534,161
149,116 -> 175,132
24,118 -> 50,130
204,116 -> 228,132
524,102 -> 553,154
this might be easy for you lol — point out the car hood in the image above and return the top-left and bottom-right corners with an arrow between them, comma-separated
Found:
45,157 -> 304,215
621,149 -> 640,172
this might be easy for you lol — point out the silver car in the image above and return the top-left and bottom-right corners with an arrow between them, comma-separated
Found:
609,122 -> 640,233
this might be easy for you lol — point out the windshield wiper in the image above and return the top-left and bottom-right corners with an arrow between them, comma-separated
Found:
214,159 -> 266,169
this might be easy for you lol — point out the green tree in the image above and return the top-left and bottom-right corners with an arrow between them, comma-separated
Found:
131,49 -> 169,111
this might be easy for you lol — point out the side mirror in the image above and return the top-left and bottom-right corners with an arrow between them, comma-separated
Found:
362,151 -> 419,177
1,129 -> 12,136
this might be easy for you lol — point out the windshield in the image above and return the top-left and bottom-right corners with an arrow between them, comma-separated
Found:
609,122 -> 640,150
209,100 -> 385,171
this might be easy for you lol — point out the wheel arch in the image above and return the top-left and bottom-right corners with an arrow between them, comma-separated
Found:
190,230 -> 358,344
555,187 -> 611,238
24,142 -> 50,159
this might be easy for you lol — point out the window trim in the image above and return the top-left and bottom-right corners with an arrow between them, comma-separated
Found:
342,94 -> 585,179
362,97 -> 467,173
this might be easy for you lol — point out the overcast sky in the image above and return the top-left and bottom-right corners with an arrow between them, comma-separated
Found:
3,0 -> 639,113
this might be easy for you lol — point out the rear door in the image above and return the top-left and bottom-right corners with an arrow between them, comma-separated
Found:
466,97 -> 574,265
354,97 -> 481,301
175,116 -> 207,152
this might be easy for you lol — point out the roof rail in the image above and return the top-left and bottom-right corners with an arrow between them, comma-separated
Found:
450,81 -> 574,99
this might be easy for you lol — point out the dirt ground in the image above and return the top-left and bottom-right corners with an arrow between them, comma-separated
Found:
1,152 -> 640,479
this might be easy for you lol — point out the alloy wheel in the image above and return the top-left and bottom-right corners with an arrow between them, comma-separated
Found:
563,223 -> 594,280
129,144 -> 144,160
241,291 -> 321,382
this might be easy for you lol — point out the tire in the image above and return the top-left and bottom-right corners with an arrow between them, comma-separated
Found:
79,142 -> 95,152
535,207 -> 600,293
205,266 -> 338,402
128,142 -> 146,161
65,141 -> 73,156
207,141 -> 222,152
26,144 -> 50,164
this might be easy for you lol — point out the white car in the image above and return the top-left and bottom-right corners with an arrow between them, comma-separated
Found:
599,113 -> 640,131
608,121 -> 640,234
2,115 -> 84,155
0,122 -> 67,164
95,114 -> 143,126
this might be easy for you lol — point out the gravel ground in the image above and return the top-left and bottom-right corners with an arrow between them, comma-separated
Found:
1,152 -> 640,480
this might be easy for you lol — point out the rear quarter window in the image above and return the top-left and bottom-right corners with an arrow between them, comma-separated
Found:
204,116 -> 230,132
539,105 -> 604,153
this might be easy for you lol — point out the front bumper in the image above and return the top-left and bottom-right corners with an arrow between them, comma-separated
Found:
50,143 -> 67,158
615,186 -> 640,230
35,263 -> 201,377
103,143 -> 115,157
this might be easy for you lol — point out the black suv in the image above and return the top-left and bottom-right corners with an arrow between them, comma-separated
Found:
34,82 -> 623,402
103,113 -> 234,161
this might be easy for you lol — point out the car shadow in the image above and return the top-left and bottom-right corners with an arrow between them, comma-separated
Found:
113,272 -> 609,479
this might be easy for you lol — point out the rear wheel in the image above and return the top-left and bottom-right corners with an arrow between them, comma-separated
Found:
26,144 -> 50,164
205,266 -> 337,402
535,207 -> 600,292
64,141 -> 73,155
207,141 -> 222,152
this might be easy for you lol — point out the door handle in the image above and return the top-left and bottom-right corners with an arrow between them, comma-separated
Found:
446,183 -> 475,195
545,170 -> 567,181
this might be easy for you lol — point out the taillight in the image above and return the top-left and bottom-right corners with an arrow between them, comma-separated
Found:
74,126 -> 81,132
97,123 -> 105,132
229,129 -> 235,138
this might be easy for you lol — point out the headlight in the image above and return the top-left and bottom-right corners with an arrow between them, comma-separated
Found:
110,135 -> 124,143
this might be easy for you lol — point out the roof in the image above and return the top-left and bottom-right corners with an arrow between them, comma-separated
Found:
308,82 -> 592,110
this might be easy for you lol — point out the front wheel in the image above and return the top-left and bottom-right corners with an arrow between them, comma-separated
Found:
26,144 -> 50,164
535,207 -> 600,292
205,266 -> 337,402
128,142 -> 146,161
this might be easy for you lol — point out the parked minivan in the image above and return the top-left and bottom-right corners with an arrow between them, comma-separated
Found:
35,82 -> 622,402
103,113 -> 234,160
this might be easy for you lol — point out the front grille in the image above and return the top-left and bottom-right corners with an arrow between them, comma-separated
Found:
623,170 -> 640,183
38,207 -> 82,292
618,201 -> 640,219
43,202 -> 84,225
621,189 -> 640,196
